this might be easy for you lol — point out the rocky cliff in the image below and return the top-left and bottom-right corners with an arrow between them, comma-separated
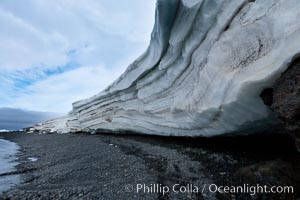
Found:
31,0 -> 300,137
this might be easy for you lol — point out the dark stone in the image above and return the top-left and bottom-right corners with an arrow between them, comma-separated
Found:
272,57 -> 300,122
260,88 -> 274,106
261,57 -> 300,151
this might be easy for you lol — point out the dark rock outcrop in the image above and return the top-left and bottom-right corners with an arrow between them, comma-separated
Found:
261,57 -> 300,151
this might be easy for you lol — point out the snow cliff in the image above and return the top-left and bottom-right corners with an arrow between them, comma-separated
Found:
31,0 -> 300,136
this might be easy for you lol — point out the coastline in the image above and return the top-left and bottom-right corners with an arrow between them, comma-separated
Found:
0,132 -> 299,199
0,138 -> 20,194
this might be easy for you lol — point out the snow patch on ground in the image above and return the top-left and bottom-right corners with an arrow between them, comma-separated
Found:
28,157 -> 38,162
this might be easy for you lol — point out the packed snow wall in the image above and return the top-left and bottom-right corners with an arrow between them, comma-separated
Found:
31,0 -> 300,136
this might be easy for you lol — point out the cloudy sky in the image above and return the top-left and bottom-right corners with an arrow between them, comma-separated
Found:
0,0 -> 155,129
0,0 -> 156,129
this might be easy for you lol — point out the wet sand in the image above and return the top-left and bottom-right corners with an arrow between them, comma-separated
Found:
0,132 -> 299,200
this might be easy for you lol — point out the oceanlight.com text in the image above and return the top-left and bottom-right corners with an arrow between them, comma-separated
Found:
124,183 -> 294,196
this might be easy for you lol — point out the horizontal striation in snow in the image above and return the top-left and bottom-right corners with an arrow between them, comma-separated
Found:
31,0 -> 300,136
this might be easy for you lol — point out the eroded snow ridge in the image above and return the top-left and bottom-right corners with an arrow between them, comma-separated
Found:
31,0 -> 300,136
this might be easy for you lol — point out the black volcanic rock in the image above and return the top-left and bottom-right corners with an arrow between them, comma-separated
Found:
262,57 -> 300,151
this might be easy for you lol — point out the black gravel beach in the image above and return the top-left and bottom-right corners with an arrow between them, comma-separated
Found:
0,132 -> 299,200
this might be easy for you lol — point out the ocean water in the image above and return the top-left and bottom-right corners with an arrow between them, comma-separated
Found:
0,139 -> 20,193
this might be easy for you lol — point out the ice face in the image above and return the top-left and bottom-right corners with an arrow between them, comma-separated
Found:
31,0 -> 300,137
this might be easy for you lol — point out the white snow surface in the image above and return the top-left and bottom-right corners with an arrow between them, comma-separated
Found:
0,130 -> 13,133
31,0 -> 300,136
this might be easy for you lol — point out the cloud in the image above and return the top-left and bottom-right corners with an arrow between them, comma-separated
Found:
0,108 -> 61,130
0,0 -> 156,114
0,7 -> 69,71
0,0 -> 155,71
8,64 -> 127,113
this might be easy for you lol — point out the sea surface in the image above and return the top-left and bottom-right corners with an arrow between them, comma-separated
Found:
0,138 -> 20,193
